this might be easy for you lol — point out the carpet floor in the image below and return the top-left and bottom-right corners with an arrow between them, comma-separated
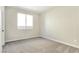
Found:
3,37 -> 79,53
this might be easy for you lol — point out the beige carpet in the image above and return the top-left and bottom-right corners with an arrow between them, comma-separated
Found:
3,37 -> 79,53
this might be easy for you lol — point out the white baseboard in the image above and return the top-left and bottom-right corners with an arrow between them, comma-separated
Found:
6,36 -> 40,43
5,34 -> 79,49
41,35 -> 79,49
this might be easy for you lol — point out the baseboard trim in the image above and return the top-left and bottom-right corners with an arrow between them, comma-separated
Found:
5,36 -> 40,43
41,35 -> 79,49
5,35 -> 79,49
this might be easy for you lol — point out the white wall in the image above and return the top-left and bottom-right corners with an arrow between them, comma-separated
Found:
40,6 -> 79,48
5,7 -> 40,42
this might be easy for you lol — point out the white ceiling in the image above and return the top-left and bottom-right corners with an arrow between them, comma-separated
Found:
18,6 -> 55,13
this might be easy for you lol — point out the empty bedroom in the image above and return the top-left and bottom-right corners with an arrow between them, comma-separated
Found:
0,6 -> 79,53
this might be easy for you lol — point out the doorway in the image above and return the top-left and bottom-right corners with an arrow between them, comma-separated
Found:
0,6 -> 5,52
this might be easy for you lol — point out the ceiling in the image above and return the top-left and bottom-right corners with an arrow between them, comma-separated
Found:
18,6 -> 55,13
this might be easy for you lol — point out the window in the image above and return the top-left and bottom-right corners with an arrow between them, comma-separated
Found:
26,15 -> 33,27
17,13 -> 33,29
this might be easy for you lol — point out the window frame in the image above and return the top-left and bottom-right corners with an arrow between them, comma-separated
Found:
17,12 -> 33,30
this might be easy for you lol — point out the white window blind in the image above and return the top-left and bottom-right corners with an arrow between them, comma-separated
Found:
17,13 -> 33,29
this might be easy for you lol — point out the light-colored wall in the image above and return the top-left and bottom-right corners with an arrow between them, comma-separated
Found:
40,6 -> 79,48
5,7 -> 40,42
